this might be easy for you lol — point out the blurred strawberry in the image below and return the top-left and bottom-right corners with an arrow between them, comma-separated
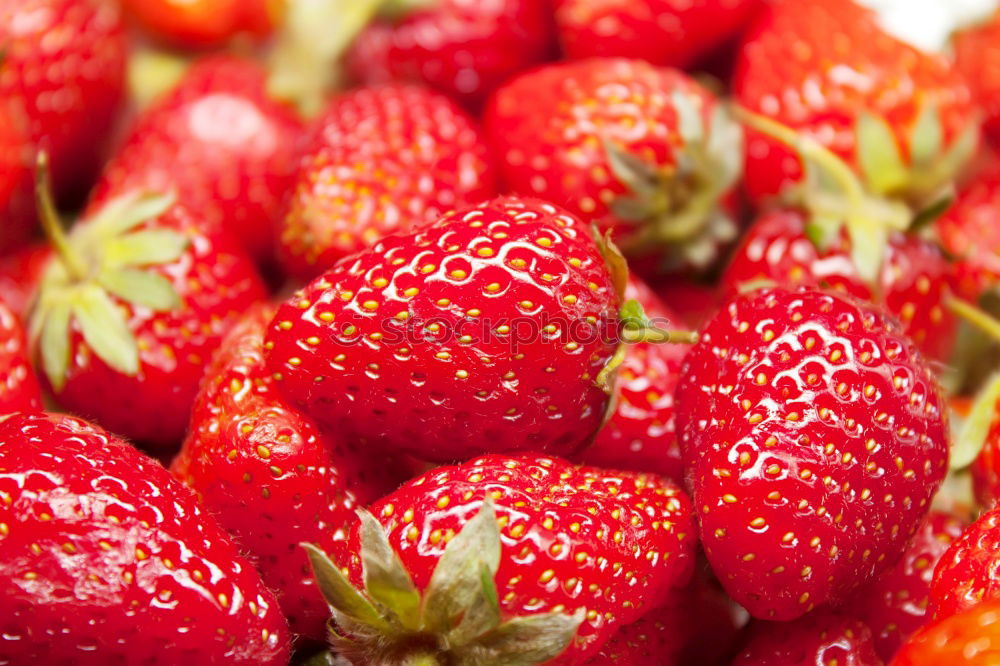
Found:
893,600 -> 1000,665
0,244 -> 49,319
0,101 -> 33,254
0,300 -> 42,413
92,55 -> 304,265
936,163 -> 1000,299
278,83 -> 495,281
122,0 -> 283,48
733,610 -> 882,665
954,9 -> 1000,146
554,0 -> 760,69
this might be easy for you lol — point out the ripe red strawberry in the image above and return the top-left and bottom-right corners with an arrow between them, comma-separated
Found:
735,0 -> 978,205
732,611 -> 882,665
279,84 -> 496,281
929,503 -> 1000,619
0,301 -> 42,413
304,454 -> 696,664
723,208 -> 960,360
171,302 -> 406,639
847,511 -> 967,661
936,163 -> 1000,299
91,55 -> 304,264
553,0 -> 760,69
344,0 -> 553,106
0,411 -> 290,663
122,0 -> 281,48
676,287 -> 949,621
485,58 -> 742,277
893,600 -> 1000,666
955,10 -> 1000,147
30,162 -> 267,450
266,196 -> 624,463
0,101 -> 33,254
0,0 -> 127,202
578,276 -> 687,482
0,243 -> 49,319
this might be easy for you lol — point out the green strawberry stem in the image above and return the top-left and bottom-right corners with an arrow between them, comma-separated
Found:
950,371 -> 1000,470
948,298 -> 1000,344
34,152 -> 87,281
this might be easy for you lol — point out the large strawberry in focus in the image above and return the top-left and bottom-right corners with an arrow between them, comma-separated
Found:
485,58 -> 742,277
92,55 -> 304,264
735,0 -> 978,205
733,610 -> 881,665
304,454 -> 695,664
0,0 -> 127,202
29,159 -> 266,450
279,83 -> 495,281
954,9 -> 1000,146
0,301 -> 42,413
266,196 -> 625,463
172,303 -> 406,639
554,0 -> 760,69
0,411 -> 290,664
893,600 -> 1000,665
676,287 -> 948,621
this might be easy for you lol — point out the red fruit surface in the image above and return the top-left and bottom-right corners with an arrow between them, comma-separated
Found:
893,600 -> 1000,666
0,411 -> 290,664
0,101 -> 33,254
723,208 -> 959,360
554,0 -> 760,69
279,84 -> 495,280
172,303 -> 404,639
485,58 -> 741,275
848,511 -> 967,661
972,405 -> 1000,509
734,0 -> 976,203
0,301 -> 42,413
955,10 -> 1000,146
345,0 -> 553,105
937,164 -> 1000,298
578,276 -> 687,482
266,196 -> 621,463
122,0 -> 280,48
676,287 -> 949,621
930,503 -> 1000,619
92,55 -> 304,263
0,244 -> 49,319
0,0 -> 127,201
347,454 -> 696,663
733,611 -> 882,665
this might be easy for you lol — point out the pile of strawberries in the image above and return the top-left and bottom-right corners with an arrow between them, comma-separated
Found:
7,0 -> 1000,663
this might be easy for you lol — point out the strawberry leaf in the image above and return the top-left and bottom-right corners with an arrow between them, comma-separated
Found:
357,509 -> 422,631
845,217 -> 889,287
909,104 -> 943,168
856,111 -> 909,195
91,191 -> 176,236
952,373 -> 1000,470
594,228 -> 629,301
99,268 -> 181,311
672,90 -> 705,145
301,543 -> 389,631
39,298 -> 72,392
105,229 -> 189,267
71,284 -> 139,377
464,610 -> 585,665
602,138 -> 661,198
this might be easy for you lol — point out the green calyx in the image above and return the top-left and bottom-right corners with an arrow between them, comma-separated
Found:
950,371 -> 1000,470
605,91 -> 743,272
29,152 -> 187,391
303,501 -> 584,666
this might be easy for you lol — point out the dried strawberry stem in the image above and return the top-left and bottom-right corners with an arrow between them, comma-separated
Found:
34,152 -> 86,281
948,297 -> 1000,344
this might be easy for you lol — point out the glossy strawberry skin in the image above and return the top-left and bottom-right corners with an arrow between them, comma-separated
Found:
347,454 -> 696,663
0,302 -> 42,413
0,0 -> 127,202
936,164 -> 1000,298
723,208 -> 960,360
971,406 -> 1000,509
578,276 -> 687,482
345,0 -> 553,106
554,0 -> 759,69
266,196 -> 620,463
0,411 -> 290,664
847,511 -> 966,661
676,287 -> 949,621
92,56 -> 304,263
930,504 -> 1000,619
279,84 -> 496,281
955,10 -> 1000,146
893,600 -> 1000,666
41,202 -> 267,451
734,0 -> 976,202
733,611 -> 882,665
172,303 -> 405,639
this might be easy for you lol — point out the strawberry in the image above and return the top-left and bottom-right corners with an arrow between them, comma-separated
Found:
553,0 -> 760,69
171,302 -> 406,639
484,58 -> 743,277
732,610 -> 882,665
0,411 -> 290,663
29,158 -> 267,450
344,0 -> 554,106
936,163 -> 1000,299
578,276 -> 687,482
734,0 -> 978,206
676,287 -> 949,620
303,454 -> 696,664
893,600 -> 1000,666
91,55 -> 304,264
0,0 -> 127,203
847,511 -> 967,661
954,9 -> 1000,146
0,100 -> 33,254
723,208 -> 960,360
278,83 -> 496,281
0,243 -> 49,319
121,0 -> 281,48
0,301 -> 42,413
929,502 -> 1000,619
266,196 -> 631,463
